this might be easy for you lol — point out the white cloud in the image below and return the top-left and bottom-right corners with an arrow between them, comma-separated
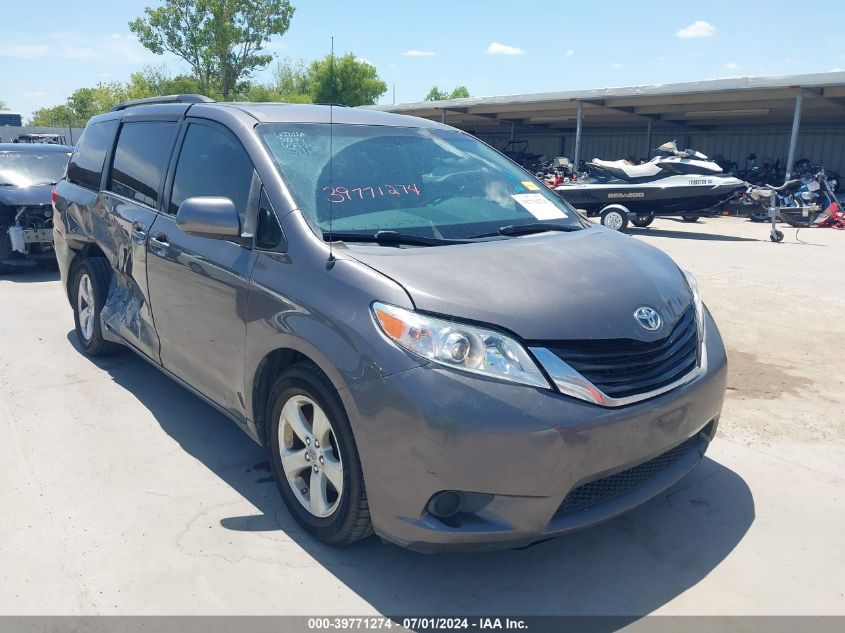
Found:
565,49 -> 575,57
676,20 -> 716,38
611,62 -> 623,68
0,44 -> 51,59
402,49 -> 435,57
0,32 -> 158,64
657,55 -> 668,61
831,67 -> 843,72
485,42 -> 525,56
724,62 -> 739,69
355,56 -> 374,67
24,90 -> 47,98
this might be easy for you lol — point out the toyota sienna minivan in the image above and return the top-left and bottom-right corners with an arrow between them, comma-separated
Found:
53,95 -> 727,551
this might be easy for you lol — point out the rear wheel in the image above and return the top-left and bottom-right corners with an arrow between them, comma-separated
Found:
631,213 -> 654,228
681,215 -> 700,223
72,257 -> 121,356
600,207 -> 629,231
267,362 -> 373,545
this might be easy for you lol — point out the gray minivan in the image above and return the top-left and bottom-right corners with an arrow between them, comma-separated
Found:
53,95 -> 727,552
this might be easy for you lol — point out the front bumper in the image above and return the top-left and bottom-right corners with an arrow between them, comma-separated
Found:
346,310 -> 727,552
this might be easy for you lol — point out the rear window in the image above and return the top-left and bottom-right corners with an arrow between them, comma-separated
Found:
108,121 -> 177,207
66,119 -> 118,189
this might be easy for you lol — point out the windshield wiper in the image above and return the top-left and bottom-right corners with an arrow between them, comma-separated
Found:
471,223 -> 584,238
323,230 -> 472,247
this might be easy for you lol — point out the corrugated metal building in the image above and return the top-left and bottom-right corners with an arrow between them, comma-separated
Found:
371,72 -> 845,177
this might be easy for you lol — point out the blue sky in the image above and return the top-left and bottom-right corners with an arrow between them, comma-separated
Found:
2,0 -> 844,119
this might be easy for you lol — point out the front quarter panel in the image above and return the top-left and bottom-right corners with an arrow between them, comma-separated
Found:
244,245 -> 425,443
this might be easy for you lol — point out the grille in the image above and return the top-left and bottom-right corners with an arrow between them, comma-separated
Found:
556,435 -> 700,516
547,305 -> 698,400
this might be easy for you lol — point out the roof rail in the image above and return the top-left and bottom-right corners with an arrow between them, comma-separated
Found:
110,94 -> 215,112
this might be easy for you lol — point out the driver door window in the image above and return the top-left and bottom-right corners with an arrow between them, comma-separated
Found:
169,122 -> 254,225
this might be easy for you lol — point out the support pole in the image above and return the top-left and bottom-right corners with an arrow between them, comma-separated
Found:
510,121 -> 515,141
785,90 -> 803,181
573,101 -> 583,167
644,117 -> 653,159
440,108 -> 447,124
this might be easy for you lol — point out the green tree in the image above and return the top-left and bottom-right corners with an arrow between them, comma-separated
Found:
125,65 -> 203,99
424,85 -> 470,101
28,105 -> 75,127
424,86 -> 448,101
309,53 -> 387,107
273,57 -> 312,102
29,83 -> 127,127
129,0 -> 295,98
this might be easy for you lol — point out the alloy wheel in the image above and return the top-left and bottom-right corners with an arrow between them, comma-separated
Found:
277,395 -> 344,518
77,273 -> 95,342
605,211 -> 624,230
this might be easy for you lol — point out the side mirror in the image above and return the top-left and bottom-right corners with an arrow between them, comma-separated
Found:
176,196 -> 241,240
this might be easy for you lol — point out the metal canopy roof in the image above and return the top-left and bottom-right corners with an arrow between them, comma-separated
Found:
370,72 -> 845,133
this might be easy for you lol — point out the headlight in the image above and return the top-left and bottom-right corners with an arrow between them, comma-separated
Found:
680,268 -> 705,344
372,302 -> 550,389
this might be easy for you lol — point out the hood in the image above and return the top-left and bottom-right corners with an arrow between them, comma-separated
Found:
344,227 -> 693,342
0,183 -> 53,207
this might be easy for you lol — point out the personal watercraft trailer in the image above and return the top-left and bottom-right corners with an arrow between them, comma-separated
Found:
554,142 -> 747,230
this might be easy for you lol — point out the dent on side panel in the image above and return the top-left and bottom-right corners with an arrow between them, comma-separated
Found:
87,193 -> 161,360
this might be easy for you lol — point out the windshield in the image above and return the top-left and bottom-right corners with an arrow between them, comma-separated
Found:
0,151 -> 71,187
259,123 -> 583,240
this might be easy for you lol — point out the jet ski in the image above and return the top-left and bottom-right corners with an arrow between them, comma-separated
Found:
554,141 -> 746,230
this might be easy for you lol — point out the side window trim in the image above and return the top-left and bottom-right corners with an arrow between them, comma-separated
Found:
254,186 -> 287,252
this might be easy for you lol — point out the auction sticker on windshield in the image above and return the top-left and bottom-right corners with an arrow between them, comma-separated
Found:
512,193 -> 568,220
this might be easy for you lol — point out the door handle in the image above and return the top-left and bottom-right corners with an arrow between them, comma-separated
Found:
149,233 -> 170,254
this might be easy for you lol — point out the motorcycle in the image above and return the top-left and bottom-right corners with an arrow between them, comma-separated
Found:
776,169 -> 838,228
748,169 -> 840,241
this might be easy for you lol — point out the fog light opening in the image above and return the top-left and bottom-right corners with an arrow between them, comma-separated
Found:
427,491 -> 465,519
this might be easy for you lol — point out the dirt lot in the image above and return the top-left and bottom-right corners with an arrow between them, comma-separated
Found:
1,216 -> 843,616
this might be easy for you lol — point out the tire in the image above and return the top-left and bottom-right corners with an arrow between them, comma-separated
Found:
72,257 -> 121,356
631,214 -> 654,228
770,230 -> 784,243
267,361 -> 373,546
778,210 -> 818,228
749,210 -> 770,223
681,215 -> 700,223
600,207 -> 629,231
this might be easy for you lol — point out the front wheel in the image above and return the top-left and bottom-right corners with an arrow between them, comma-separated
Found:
72,257 -> 121,356
600,207 -> 629,231
267,362 -> 373,545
